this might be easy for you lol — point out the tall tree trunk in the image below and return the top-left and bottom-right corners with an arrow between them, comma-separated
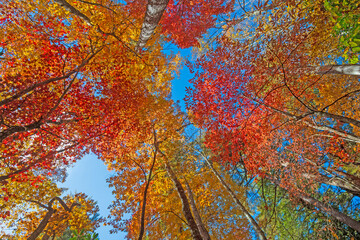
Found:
184,179 -> 211,240
27,197 -> 80,240
165,162 -> 203,240
42,232 -> 50,240
136,0 -> 170,50
204,159 -> 267,240
138,149 -> 158,240
271,64 -> 360,76
301,172 -> 360,197
299,159 -> 360,197
270,178 -> 360,233
138,174 -> 151,240
27,209 -> 55,240
316,111 -> 360,129
320,175 -> 360,197
298,192 -> 360,232
333,168 -> 360,187
289,157 -> 360,197
313,64 -> 360,76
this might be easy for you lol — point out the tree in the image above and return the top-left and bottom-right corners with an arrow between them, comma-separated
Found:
257,178 -> 360,239
57,229 -> 100,240
0,0 -> 176,187
1,1 -> 178,237
106,105 -> 252,239
0,173 -> 100,239
185,0 -> 360,233
3,0 -> 360,238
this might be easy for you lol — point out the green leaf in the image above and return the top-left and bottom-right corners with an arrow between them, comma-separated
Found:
349,41 -> 358,47
349,55 -> 359,64
324,0 -> 332,11
353,46 -> 360,52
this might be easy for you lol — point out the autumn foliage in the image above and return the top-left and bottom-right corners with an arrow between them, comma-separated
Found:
1,0 -> 360,238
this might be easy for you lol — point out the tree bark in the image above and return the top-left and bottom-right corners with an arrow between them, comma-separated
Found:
313,64 -> 360,76
204,159 -> 267,240
0,119 -> 42,143
138,173 -> 151,240
42,232 -> 51,240
165,162 -> 203,240
271,64 -> 360,76
304,121 -> 360,143
184,179 -> 211,240
136,0 -> 170,50
316,111 -> 360,129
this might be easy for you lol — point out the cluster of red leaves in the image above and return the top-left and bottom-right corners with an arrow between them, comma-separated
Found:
161,0 -> 233,48
185,28 -> 356,197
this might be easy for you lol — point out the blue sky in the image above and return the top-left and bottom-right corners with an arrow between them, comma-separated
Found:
60,48 -> 194,239
58,154 -> 123,239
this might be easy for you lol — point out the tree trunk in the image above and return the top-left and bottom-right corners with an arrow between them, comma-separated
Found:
302,172 -> 360,197
204,159 -> 267,240
27,209 -> 55,240
271,64 -> 360,76
138,149 -> 158,240
42,232 -> 50,240
314,64 -> 360,76
316,111 -> 360,129
270,178 -> 360,233
184,179 -> 211,240
298,192 -> 360,232
138,178 -> 151,240
165,162 -> 203,240
296,157 -> 360,197
136,0 -> 170,50
322,175 -> 360,197
27,197 -> 80,240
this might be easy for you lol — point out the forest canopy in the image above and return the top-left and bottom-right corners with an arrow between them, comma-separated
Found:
1,0 -> 360,239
